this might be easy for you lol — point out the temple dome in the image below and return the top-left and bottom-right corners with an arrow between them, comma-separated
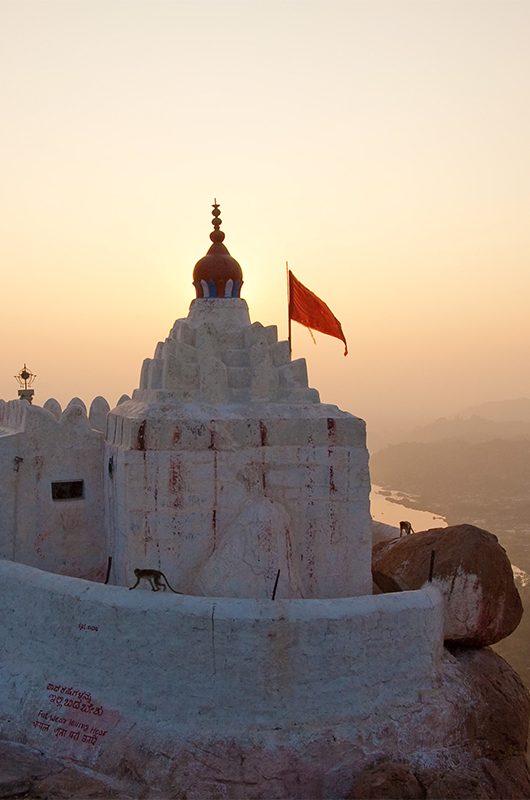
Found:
193,201 -> 243,299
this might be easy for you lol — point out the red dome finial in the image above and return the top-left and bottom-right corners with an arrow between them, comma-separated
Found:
210,199 -> 225,245
192,201 -> 243,299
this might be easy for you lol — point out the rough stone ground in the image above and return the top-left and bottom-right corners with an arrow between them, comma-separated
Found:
1,735 -> 529,800
0,741 -> 135,799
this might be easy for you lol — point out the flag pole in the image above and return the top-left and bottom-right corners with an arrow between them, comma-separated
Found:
286,261 -> 291,355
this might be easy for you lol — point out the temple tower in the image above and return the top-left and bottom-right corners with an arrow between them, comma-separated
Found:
104,205 -> 371,598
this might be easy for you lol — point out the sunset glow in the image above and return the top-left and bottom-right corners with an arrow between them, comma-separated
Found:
1,0 -> 529,443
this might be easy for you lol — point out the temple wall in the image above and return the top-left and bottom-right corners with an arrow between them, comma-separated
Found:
0,560 -> 444,792
0,429 -> 20,560
0,400 -> 107,580
105,409 -> 371,598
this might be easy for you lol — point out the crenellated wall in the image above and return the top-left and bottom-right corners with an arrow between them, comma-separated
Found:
0,398 -> 110,579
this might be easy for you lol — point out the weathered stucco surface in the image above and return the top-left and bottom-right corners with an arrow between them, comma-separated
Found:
106,405 -> 370,598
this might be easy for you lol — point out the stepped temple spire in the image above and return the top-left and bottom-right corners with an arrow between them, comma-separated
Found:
193,200 -> 243,299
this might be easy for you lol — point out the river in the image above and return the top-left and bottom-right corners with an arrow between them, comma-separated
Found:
370,484 -> 447,531
370,484 -> 528,587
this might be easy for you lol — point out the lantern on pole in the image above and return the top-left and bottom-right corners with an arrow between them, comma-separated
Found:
14,364 -> 36,404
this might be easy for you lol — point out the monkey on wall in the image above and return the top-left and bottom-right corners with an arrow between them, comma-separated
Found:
399,521 -> 414,537
129,568 -> 182,594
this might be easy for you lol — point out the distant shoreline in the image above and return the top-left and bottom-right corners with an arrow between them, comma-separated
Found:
370,485 -> 447,531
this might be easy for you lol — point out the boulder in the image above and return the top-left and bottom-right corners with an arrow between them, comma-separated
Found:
421,767 -> 494,799
350,761 -> 424,799
371,520 -> 400,545
372,524 -> 522,646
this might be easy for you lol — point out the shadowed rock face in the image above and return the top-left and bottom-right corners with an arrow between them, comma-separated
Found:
372,523 -> 523,646
349,647 -> 530,800
350,762 -> 425,798
452,647 -> 529,760
0,740 -> 133,799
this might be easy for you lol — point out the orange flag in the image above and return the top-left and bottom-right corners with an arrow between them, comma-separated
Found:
288,269 -> 348,355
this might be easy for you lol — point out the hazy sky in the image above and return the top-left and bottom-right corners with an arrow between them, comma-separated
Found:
1,0 -> 529,444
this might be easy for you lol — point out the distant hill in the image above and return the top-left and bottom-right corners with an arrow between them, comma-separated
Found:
392,397 -> 530,446
407,415 -> 530,444
371,397 -> 530,512
371,438 -> 530,519
461,397 -> 530,422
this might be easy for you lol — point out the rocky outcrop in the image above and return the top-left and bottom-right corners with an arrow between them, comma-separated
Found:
0,740 -> 133,799
453,646 -> 530,761
371,520 -> 399,545
350,762 -> 424,798
351,759 -> 530,800
349,647 -> 530,799
424,646 -> 530,798
372,524 -> 523,646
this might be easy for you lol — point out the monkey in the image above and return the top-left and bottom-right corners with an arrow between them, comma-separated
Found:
399,521 -> 414,537
129,568 -> 182,594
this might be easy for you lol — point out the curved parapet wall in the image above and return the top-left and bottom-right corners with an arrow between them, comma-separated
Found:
0,561 -> 444,796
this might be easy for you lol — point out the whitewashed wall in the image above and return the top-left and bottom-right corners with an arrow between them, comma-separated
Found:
0,400 -> 107,579
106,407 -> 371,598
0,561 -> 444,797
0,428 -> 20,560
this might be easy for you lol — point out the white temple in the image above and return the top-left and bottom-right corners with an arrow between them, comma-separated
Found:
1,203 -> 372,600
0,206 -> 447,799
